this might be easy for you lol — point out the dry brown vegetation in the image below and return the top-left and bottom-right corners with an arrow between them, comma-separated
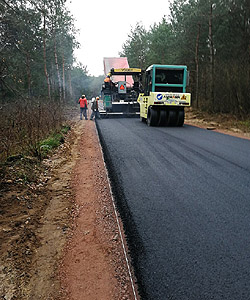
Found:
185,108 -> 250,139
0,101 -> 65,162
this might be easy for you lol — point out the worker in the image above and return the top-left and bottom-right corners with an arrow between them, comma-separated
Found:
104,73 -> 112,89
90,96 -> 101,120
104,75 -> 111,83
78,94 -> 88,120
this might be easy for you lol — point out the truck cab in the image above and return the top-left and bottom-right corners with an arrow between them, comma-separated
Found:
137,65 -> 191,126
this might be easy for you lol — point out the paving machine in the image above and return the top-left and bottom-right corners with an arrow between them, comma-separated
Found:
101,57 -> 143,117
137,64 -> 191,126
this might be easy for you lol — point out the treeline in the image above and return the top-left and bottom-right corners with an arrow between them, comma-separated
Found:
0,0 -> 78,102
71,65 -> 104,100
0,0 -> 102,102
120,0 -> 250,116
0,0 -> 102,161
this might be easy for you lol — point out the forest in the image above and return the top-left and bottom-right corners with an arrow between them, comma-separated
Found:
0,0 -> 102,161
121,0 -> 250,116
0,0 -> 249,161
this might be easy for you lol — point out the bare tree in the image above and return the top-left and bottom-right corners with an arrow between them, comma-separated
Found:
42,11 -> 51,100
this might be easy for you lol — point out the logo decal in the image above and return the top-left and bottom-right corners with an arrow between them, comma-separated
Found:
157,94 -> 163,100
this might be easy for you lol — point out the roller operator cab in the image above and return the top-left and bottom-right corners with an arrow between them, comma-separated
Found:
137,65 -> 191,126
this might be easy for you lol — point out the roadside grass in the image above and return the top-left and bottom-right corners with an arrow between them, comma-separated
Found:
2,124 -> 71,164
238,120 -> 250,131
61,125 -> 71,134
0,124 -> 71,186
187,109 -> 250,133
39,125 -> 71,158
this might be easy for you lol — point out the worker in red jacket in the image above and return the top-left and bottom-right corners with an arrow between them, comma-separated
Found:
78,95 -> 88,120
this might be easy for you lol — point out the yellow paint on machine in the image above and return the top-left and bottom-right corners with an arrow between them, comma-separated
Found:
137,92 -> 191,119
113,68 -> 142,73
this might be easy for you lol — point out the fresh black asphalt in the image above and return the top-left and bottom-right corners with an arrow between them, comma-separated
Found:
96,118 -> 250,300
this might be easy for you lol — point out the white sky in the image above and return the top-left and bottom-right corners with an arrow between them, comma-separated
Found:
66,0 -> 171,77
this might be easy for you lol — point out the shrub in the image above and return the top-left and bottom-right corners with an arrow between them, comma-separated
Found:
39,132 -> 65,157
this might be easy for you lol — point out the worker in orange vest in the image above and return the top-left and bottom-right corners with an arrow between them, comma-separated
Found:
104,73 -> 112,90
104,75 -> 111,83
78,95 -> 88,120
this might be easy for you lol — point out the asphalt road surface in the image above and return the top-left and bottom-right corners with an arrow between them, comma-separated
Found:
96,118 -> 250,300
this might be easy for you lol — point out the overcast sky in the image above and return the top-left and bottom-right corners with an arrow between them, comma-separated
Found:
66,0 -> 171,77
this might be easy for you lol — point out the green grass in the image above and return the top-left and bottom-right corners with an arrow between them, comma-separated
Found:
40,134 -> 63,150
3,124 -> 71,162
61,125 -> 71,134
239,120 -> 250,129
39,124 -> 71,157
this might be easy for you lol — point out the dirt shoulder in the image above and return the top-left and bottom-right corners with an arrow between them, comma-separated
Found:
0,110 -> 137,300
58,117 -> 136,300
185,108 -> 250,140
0,116 -> 77,300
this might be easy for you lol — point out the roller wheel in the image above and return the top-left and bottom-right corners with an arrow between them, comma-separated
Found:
158,110 -> 167,126
166,110 -> 177,126
176,109 -> 185,126
147,107 -> 158,126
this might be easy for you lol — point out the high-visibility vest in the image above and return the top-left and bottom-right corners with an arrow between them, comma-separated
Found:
104,77 -> 111,83
78,97 -> 87,108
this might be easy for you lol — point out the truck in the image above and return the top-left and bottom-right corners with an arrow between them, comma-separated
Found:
137,64 -> 191,126
101,57 -> 143,117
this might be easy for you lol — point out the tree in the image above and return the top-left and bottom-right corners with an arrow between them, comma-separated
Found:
147,17 -> 174,65
0,0 -> 78,103
120,23 -> 149,69
169,0 -> 250,114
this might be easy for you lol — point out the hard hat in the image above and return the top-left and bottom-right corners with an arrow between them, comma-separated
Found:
82,94 -> 85,98
96,96 -> 99,100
